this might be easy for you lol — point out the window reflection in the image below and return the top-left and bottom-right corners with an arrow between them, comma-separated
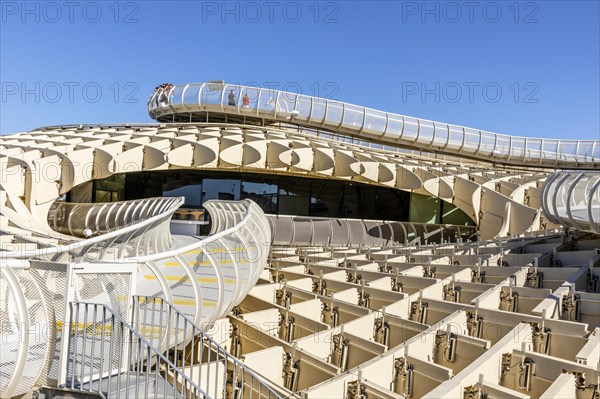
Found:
93,174 -> 125,202
278,179 -> 310,216
202,179 -> 240,201
164,185 -> 202,208
241,181 -> 278,214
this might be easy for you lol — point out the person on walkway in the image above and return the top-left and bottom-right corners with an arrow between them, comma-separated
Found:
228,90 -> 236,106
242,93 -> 250,108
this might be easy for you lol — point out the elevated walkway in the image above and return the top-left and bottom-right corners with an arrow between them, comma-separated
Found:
148,82 -> 599,169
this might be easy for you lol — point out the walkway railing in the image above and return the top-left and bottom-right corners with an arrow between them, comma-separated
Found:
541,171 -> 600,234
2,197 -> 183,261
124,199 -> 272,327
148,82 -> 599,169
48,197 -> 180,238
267,214 -> 478,248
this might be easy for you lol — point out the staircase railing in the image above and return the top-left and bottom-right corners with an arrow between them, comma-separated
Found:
132,295 -> 289,399
66,301 -> 208,399
66,298 -> 287,399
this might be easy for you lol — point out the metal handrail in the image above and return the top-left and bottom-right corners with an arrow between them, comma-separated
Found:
0,199 -> 272,398
148,82 -> 599,169
67,301 -> 209,399
132,295 -> 288,399
123,199 -> 271,327
122,200 -> 257,263
541,171 -> 600,233
48,197 -> 179,237
1,197 -> 184,260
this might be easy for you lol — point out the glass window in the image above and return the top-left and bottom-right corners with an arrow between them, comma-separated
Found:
202,82 -> 225,105
409,193 -> 441,224
241,181 -> 278,213
310,180 -> 344,218
164,184 -> 202,208
202,179 -> 240,202
94,174 -> 125,202
279,179 -> 310,216
183,84 -> 201,106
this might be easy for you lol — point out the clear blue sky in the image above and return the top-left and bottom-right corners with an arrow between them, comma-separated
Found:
1,1 -> 599,140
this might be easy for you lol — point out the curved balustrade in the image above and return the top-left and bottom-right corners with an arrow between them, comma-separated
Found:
129,199 -> 271,328
148,82 -> 599,169
48,197 -> 181,238
541,171 -> 600,233
0,199 -> 272,398
2,197 -> 183,261
268,215 -> 477,247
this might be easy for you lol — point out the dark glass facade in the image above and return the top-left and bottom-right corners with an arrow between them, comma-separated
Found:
76,170 -> 474,225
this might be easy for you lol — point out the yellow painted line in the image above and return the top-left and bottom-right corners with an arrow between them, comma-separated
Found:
144,274 -> 235,285
164,260 -> 210,267
144,274 -> 187,281
174,299 -> 195,306
56,321 -> 113,335
163,259 -> 246,267
184,248 -> 245,255
164,261 -> 182,267
57,321 -> 180,336
197,277 -> 217,283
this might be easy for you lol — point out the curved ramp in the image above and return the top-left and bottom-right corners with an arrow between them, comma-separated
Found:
0,199 -> 270,398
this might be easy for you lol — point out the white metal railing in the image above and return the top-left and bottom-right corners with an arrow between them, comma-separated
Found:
132,295 -> 287,398
124,199 -> 271,327
267,214 -> 478,247
0,199 -> 272,398
541,171 -> 600,233
65,298 -> 286,399
148,82 -> 599,169
0,260 -> 31,398
48,197 -> 179,238
66,301 -> 209,399
1,197 -> 183,262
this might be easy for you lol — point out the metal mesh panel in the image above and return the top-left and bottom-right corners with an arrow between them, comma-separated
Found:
0,269 -> 19,396
29,261 -> 68,384
74,273 -> 131,322
28,268 -> 57,387
12,269 -> 50,394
